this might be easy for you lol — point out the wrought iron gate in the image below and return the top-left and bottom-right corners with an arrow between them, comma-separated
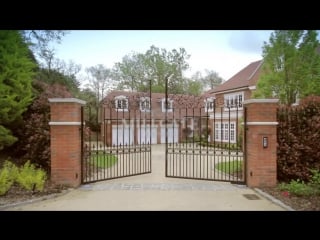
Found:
165,87 -> 245,184
81,91 -> 152,184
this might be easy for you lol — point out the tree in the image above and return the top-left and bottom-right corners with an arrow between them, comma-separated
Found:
186,79 -> 203,96
20,30 -> 69,64
254,30 -> 320,105
203,69 -> 224,91
77,88 -> 100,132
37,59 -> 81,94
0,30 -> 36,150
85,64 -> 116,105
11,81 -> 73,172
190,69 -> 224,93
113,45 -> 190,93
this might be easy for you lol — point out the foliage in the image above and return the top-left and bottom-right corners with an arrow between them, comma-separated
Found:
10,81 -> 72,173
278,179 -> 316,196
15,160 -> 47,192
237,117 -> 244,151
199,142 -> 241,150
277,95 -> 320,182
203,69 -> 224,90
37,59 -> 81,94
309,169 -> 320,191
0,30 -> 36,150
85,64 -> 116,104
192,70 -> 224,92
215,161 -> 242,174
186,80 -> 203,96
90,153 -> 118,168
113,45 -> 190,94
254,30 -> 320,105
278,170 -> 320,197
77,88 -> 100,132
20,30 -> 69,65
0,161 -> 18,195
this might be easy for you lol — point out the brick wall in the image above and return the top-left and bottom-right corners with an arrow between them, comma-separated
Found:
244,99 -> 279,187
49,98 -> 86,187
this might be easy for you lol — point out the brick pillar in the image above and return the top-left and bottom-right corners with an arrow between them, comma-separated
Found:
49,98 -> 86,188
243,99 -> 279,188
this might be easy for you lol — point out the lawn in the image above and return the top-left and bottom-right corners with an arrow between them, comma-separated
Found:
90,153 -> 118,168
215,160 -> 242,174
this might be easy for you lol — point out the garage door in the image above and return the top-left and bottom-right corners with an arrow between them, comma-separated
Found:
161,126 -> 179,143
138,125 -> 157,144
112,125 -> 134,146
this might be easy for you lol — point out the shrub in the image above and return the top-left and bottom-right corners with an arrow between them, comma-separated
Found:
278,169 -> 320,196
10,81 -> 72,173
277,95 -> 320,182
309,169 -> 320,191
16,160 -> 47,192
0,161 -> 18,195
278,179 -> 315,196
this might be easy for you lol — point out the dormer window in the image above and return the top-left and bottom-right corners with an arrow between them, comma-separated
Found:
114,95 -> 128,111
161,98 -> 173,112
224,92 -> 243,110
204,97 -> 215,112
140,97 -> 151,112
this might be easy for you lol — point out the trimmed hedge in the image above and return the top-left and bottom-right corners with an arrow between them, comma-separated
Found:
277,95 -> 320,182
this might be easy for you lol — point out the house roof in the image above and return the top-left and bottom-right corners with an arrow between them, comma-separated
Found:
209,60 -> 263,94
102,90 -> 205,119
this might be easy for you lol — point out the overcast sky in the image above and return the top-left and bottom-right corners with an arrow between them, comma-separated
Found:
51,30 -> 274,82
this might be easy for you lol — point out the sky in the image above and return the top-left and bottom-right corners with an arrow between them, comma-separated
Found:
51,30 -> 274,83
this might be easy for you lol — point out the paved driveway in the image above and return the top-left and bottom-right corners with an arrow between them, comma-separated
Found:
3,145 -> 290,211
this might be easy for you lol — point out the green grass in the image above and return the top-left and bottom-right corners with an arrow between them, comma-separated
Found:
90,153 -> 118,168
215,161 -> 242,174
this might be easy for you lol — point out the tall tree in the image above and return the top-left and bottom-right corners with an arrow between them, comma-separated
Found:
113,45 -> 190,93
190,69 -> 224,93
254,30 -> 320,105
0,30 -> 36,150
20,30 -> 69,64
37,59 -> 81,94
203,69 -> 224,90
86,64 -> 115,105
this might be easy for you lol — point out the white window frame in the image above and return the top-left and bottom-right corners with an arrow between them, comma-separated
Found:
214,121 -> 236,143
140,97 -> 151,112
161,98 -> 173,113
114,95 -> 128,112
224,92 -> 244,111
204,97 -> 215,112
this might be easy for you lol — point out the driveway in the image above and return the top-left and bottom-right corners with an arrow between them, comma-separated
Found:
3,145 -> 291,211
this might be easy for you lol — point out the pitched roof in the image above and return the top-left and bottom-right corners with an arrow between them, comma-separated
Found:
209,60 -> 263,94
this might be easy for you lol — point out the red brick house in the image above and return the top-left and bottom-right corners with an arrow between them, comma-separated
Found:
203,59 -> 263,144
100,60 -> 263,146
100,90 -> 207,146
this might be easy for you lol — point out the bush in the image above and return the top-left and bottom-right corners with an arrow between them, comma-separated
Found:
309,169 -> 320,191
16,160 -> 47,192
278,169 -> 320,196
9,81 -> 72,173
278,179 -> 315,196
277,95 -> 320,182
0,161 -> 18,195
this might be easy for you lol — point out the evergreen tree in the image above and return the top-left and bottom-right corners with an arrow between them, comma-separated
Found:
0,30 -> 36,150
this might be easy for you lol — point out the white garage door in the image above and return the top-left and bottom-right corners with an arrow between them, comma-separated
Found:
138,125 -> 157,144
161,126 -> 179,143
112,125 -> 134,146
